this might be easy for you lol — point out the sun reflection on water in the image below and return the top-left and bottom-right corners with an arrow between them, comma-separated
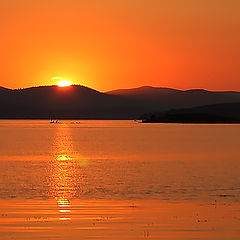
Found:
50,125 -> 76,221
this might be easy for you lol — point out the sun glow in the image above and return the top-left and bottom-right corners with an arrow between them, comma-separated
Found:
57,80 -> 72,87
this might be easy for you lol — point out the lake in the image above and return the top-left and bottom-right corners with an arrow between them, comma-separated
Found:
0,120 -> 240,239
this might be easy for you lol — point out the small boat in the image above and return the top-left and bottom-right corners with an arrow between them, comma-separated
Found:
134,119 -> 142,123
50,118 -> 60,124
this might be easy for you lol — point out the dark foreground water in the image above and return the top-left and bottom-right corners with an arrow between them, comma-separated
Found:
1,120 -> 240,239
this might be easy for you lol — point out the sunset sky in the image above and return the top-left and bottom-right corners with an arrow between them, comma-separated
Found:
0,0 -> 239,91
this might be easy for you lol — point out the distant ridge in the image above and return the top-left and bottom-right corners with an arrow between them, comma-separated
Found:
1,85 -> 240,119
106,86 -> 182,96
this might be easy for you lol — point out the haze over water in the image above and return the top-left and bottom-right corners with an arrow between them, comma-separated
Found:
1,120 -> 240,239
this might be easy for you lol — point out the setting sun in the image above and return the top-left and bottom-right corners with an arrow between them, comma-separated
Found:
57,80 -> 72,87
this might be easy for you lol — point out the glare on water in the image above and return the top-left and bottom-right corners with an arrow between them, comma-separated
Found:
51,126 -> 76,220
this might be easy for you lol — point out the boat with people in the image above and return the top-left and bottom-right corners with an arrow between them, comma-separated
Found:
50,119 -> 60,124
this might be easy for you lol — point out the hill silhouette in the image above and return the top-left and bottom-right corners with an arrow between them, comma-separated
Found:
1,85 -> 240,119
141,102 -> 240,123
107,86 -> 240,110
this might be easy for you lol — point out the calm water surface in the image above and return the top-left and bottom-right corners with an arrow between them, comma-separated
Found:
1,120 -> 240,239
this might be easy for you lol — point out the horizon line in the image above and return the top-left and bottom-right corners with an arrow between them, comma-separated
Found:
1,84 -> 240,93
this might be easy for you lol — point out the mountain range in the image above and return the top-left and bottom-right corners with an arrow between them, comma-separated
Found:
1,85 -> 240,119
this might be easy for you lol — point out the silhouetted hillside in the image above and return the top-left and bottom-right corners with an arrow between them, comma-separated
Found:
107,86 -> 240,112
1,85 -> 240,119
141,102 -> 240,123
0,85 -> 132,119
107,86 -> 181,96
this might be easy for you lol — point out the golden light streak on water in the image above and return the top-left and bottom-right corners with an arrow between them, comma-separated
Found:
50,125 -> 77,221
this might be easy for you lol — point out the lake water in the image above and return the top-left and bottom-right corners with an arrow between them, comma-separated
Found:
1,120 -> 240,239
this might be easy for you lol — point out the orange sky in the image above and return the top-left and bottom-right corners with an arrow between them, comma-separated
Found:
0,0 -> 239,91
